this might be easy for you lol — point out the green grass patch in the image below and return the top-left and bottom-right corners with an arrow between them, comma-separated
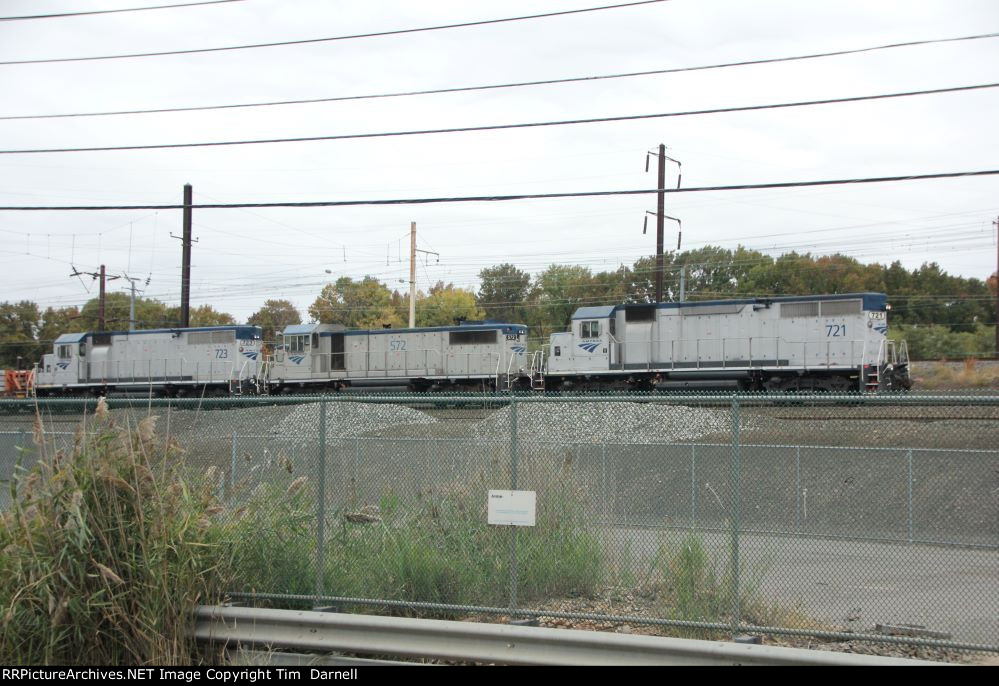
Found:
648,531 -> 772,639
228,470 -> 605,612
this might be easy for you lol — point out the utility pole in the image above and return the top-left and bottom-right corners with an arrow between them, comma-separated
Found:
409,222 -> 417,328
70,265 -> 119,331
122,274 -> 146,331
995,216 -> 998,356
99,264 -> 106,332
655,143 -> 665,303
407,222 -> 440,328
171,184 -> 197,328
181,183 -> 192,328
644,145 -> 682,302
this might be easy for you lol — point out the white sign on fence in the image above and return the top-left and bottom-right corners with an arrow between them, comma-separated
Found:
487,490 -> 536,527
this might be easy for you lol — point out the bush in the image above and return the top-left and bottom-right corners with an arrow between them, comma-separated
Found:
894,323 -> 996,360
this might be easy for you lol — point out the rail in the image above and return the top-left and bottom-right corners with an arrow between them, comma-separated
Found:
193,606 -> 944,666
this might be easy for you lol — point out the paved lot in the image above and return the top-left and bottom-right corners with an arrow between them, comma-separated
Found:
604,528 -> 998,646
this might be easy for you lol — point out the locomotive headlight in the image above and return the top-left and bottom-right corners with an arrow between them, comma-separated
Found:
239,346 -> 244,352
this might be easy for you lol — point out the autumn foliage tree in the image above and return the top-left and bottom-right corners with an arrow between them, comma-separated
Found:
248,299 -> 302,341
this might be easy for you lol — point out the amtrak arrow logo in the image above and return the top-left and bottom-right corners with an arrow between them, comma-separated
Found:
289,355 -> 305,364
511,346 -> 526,354
577,342 -> 600,353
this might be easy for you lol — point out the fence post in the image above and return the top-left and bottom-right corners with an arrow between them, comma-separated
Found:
795,444 -> 801,532
353,437 -> 359,503
509,394 -> 519,614
17,427 -> 26,478
316,396 -> 328,606
690,444 -> 697,530
730,395 -> 741,637
907,448 -> 913,544
601,441 -> 608,522
229,431 -> 237,499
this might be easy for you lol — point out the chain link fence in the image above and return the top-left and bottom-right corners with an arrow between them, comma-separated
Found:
1,393 -> 997,653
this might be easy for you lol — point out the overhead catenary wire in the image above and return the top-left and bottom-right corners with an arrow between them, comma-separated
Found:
12,221 -> 988,301
9,232 -> 994,305
0,0 -> 245,22
0,0 -> 671,66
4,30 -> 997,121
3,81 -> 996,155
1,168 -> 999,211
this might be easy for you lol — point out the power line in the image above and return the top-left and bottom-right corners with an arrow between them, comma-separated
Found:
1,168 -> 998,211
4,81 -> 995,155
5,30 -> 997,121
0,0 -> 670,66
0,0 -> 245,22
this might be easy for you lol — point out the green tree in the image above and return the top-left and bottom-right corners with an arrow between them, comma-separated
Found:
248,299 -> 302,341
477,264 -> 530,323
78,293 -> 172,330
188,305 -> 237,327
0,301 -> 42,368
417,282 -> 484,327
34,306 -> 84,362
528,265 -> 595,339
308,276 -> 405,329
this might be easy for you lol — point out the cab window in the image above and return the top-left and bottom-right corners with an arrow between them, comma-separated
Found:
580,320 -> 601,338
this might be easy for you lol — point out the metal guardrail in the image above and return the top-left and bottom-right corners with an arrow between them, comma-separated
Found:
194,606 -> 946,666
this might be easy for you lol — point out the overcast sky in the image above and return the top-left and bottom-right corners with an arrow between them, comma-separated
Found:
1,0 -> 998,323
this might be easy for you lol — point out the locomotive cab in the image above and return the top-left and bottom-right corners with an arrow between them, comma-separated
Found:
36,332 -> 87,389
548,306 -> 615,374
271,323 -> 346,387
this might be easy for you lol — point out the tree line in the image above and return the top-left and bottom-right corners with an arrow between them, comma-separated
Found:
1,247 -> 995,367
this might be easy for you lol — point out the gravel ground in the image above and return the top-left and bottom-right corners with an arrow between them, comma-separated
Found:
273,401 -> 437,439
473,401 -> 738,444
465,591 -> 989,664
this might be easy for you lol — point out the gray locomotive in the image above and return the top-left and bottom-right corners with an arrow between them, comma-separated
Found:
543,292 -> 910,392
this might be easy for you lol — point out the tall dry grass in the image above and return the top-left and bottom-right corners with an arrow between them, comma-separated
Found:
0,399 -> 231,665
